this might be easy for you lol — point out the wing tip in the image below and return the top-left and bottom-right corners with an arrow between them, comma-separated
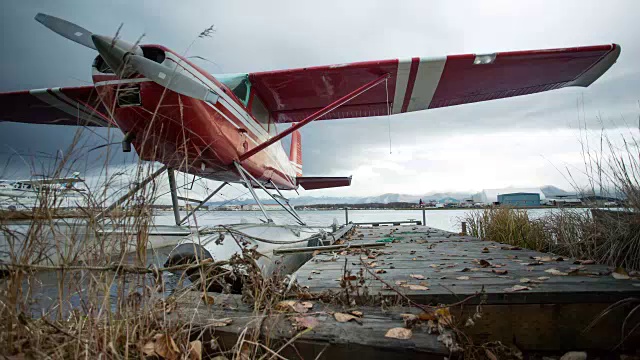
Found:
569,43 -> 621,88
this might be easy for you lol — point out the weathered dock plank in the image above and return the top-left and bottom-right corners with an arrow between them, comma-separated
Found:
291,224 -> 640,351
170,293 -> 451,359
296,225 -> 640,304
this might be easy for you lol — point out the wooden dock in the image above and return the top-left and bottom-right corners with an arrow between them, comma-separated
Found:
175,224 -> 640,357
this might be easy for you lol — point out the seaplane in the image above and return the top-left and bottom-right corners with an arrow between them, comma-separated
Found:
0,13 -> 620,277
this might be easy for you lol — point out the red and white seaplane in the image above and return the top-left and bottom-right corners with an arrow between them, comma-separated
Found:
0,14 -> 620,273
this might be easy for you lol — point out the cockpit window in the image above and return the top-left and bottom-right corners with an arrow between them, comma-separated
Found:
216,73 -> 251,106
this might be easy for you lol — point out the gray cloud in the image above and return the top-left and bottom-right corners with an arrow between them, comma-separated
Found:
1,0 -> 639,196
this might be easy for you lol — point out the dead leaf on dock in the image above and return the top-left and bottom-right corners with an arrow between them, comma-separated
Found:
435,307 -> 453,326
481,247 -> 490,253
410,274 -> 425,280
402,284 -> 429,290
188,340 -> 202,360
385,327 -> 412,339
545,268 -> 568,276
537,276 -> 550,281
492,269 -> 508,275
375,269 -> 387,274
292,316 -> 320,329
401,313 -> 419,328
334,312 -> 361,324
534,256 -> 564,262
456,276 -> 470,280
612,267 -> 630,280
209,318 -> 233,327
506,285 -> 531,292
142,334 -> 180,360
574,259 -> 595,265
473,259 -> 491,268
350,310 -> 363,317
276,300 -> 311,313
201,293 -> 215,305
311,270 -> 321,274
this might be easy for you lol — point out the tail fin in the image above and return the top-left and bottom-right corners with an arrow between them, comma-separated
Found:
289,129 -> 302,177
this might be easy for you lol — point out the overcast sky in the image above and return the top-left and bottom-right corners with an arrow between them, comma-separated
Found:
1,0 -> 639,201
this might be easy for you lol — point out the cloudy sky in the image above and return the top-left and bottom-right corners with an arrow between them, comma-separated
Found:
1,0 -> 639,202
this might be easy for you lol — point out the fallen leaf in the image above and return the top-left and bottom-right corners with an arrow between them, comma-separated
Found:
560,351 -> 587,360
612,266 -> 630,280
537,276 -> 550,281
418,311 -> 437,321
311,270 -> 321,274
481,247 -> 490,253
501,245 -> 521,250
429,264 -> 439,268
485,349 -> 499,360
492,269 -> 508,275
575,259 -> 595,265
189,340 -> 202,360
385,327 -> 412,339
520,278 -> 531,283
142,334 -> 180,360
343,275 -> 357,281
545,268 -> 568,276
505,285 -> 531,292
210,318 -> 233,327
395,280 -> 407,285
292,316 -> 319,329
475,259 -> 491,268
201,293 -> 215,305
350,310 -> 363,317
435,307 -> 453,326
375,269 -> 387,274
300,301 -> 314,310
401,313 -> 419,328
410,274 -> 425,280
460,268 -> 470,272
456,276 -> 470,280
334,312 -> 361,324
407,284 -> 429,290
367,261 -> 378,268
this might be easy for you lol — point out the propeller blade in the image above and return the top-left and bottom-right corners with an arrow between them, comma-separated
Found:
35,13 -> 97,50
127,54 -> 220,103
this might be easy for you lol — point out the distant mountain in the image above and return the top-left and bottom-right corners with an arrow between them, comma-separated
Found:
540,185 -> 573,197
206,191 -> 473,207
205,186 -> 576,207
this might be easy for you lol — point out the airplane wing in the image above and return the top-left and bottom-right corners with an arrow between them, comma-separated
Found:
0,85 -> 112,127
249,44 -> 620,123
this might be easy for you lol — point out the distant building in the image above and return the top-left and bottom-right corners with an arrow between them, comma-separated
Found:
497,193 -> 540,206
241,204 -> 283,211
473,188 -> 546,205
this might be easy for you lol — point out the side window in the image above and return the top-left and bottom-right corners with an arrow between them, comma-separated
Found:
231,79 -> 250,106
250,94 -> 270,131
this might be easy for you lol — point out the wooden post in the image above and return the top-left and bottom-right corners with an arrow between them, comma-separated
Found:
461,221 -> 467,235
344,207 -> 349,224
422,208 -> 426,227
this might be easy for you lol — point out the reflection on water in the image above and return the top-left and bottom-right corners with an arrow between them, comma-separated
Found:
10,208 -> 563,315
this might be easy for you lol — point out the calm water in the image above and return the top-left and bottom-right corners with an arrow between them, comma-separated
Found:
16,207 -> 563,316
153,208 -> 559,233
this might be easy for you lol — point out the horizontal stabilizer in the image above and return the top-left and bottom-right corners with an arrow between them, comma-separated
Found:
297,176 -> 352,190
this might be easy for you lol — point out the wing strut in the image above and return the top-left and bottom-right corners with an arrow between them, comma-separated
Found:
238,73 -> 391,161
